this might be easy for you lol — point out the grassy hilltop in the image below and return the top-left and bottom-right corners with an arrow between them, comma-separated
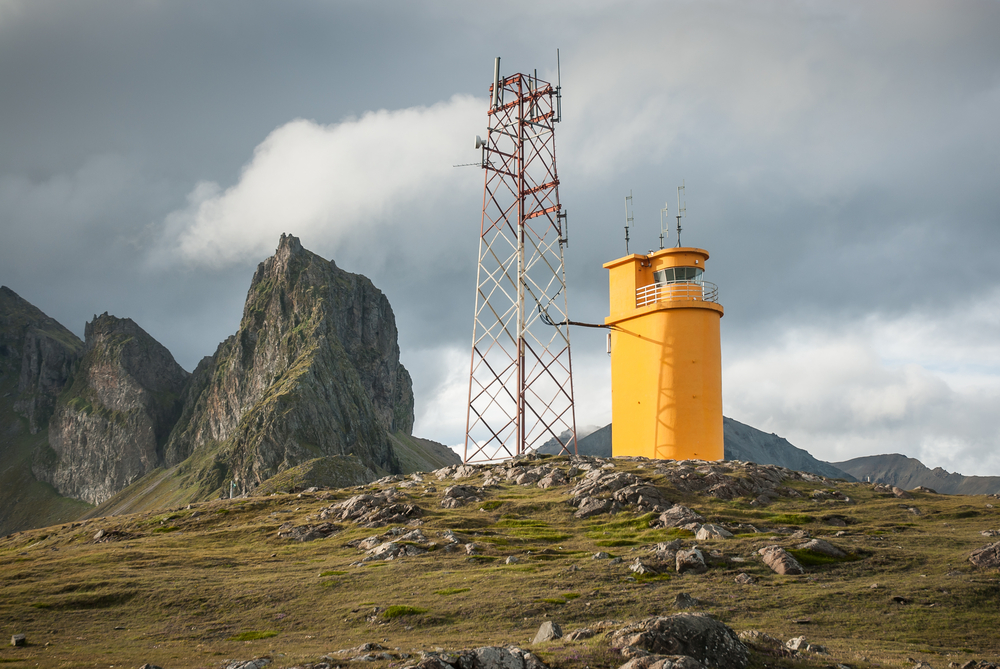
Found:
1,454 -> 998,669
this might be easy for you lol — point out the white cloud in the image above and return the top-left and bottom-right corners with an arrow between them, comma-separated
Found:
155,95 -> 484,268
723,293 -> 1000,475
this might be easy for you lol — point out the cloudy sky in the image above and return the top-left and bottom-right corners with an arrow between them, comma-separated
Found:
2,0 -> 999,475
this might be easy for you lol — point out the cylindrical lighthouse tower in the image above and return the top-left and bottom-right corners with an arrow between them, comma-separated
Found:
604,247 -> 724,460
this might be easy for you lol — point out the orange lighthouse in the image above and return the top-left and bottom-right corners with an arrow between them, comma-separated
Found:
604,246 -> 724,460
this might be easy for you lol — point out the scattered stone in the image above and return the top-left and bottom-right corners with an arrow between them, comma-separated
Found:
785,636 -> 825,653
532,621 -> 563,644
464,543 -> 478,555
673,593 -> 700,609
593,551 -> 611,560
617,655 -> 703,669
969,541 -> 1000,570
276,521 -> 340,542
913,486 -> 938,494
10,634 -> 26,647
223,659 -> 272,669
675,547 -> 707,574
93,529 -> 105,540
609,613 -> 749,669
322,493 -> 424,527
797,538 -> 847,558
505,555 -> 520,564
737,630 -> 786,655
568,470 -> 666,517
138,664 -> 163,669
734,573 -> 756,585
653,505 -> 705,529
908,507 -> 922,516
574,497 -> 621,519
892,487 -> 914,499
893,596 -> 911,604
441,485 -> 487,509
696,524 -> 733,540
981,529 -> 1000,538
537,469 -> 568,489
630,558 -> 658,575
565,628 -> 595,641
758,546 -> 804,575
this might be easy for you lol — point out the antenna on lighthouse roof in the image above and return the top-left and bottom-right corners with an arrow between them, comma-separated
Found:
659,201 -> 669,250
624,191 -> 634,254
675,180 -> 686,247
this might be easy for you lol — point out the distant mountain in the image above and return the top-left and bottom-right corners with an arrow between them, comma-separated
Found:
537,417 -> 854,481
834,454 -> 1000,495
722,417 -> 854,480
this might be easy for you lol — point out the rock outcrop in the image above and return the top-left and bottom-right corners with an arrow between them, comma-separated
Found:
34,314 -> 188,504
969,541 -> 1000,570
164,234 -> 412,493
609,614 -> 749,669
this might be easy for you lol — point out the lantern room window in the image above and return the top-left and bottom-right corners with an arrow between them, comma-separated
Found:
654,267 -> 704,284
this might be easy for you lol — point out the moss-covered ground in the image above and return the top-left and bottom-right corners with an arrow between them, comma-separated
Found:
1,455 -> 998,669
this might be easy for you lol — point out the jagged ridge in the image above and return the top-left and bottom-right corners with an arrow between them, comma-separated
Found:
163,233 -> 414,495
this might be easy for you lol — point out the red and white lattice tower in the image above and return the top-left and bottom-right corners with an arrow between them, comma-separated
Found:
464,58 -> 577,463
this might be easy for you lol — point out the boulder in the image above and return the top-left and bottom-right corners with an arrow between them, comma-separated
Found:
758,546 -> 804,575
224,660 -> 272,669
797,538 -> 847,558
441,485 -> 485,508
10,634 -> 25,647
734,573 -> 756,585
696,524 -> 733,541
630,558 -> 658,575
655,505 -> 705,529
565,628 -> 595,641
532,621 -> 563,644
673,593 -> 700,609
969,541 -> 1000,570
574,497 -> 621,519
676,547 -> 707,574
608,614 -> 749,669
618,656 -> 704,669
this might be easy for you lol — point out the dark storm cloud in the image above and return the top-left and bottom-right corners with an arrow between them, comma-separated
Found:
1,0 -> 999,473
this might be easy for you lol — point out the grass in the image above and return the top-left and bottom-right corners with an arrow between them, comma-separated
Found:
228,631 -> 278,641
0,456 -> 999,669
383,605 -> 428,619
766,513 -> 814,525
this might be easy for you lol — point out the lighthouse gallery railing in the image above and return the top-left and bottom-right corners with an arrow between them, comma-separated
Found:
636,280 -> 719,308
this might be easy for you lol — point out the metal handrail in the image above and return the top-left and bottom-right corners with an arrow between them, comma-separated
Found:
636,280 -> 719,307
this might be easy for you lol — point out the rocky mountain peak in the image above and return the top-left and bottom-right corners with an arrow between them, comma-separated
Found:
35,313 -> 189,505
165,234 -> 413,495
